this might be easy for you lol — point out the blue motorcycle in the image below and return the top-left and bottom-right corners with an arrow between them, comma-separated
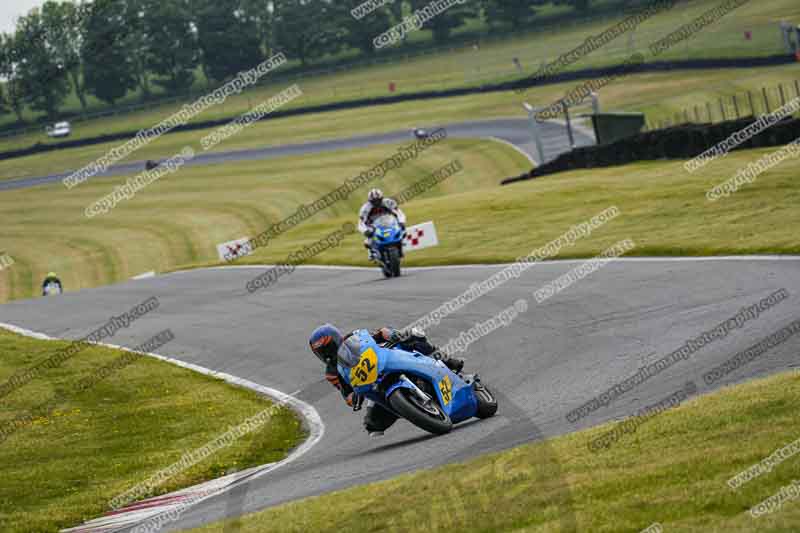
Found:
338,329 -> 498,435
370,214 -> 405,278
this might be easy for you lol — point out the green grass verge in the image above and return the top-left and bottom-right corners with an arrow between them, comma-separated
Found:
188,369 -> 800,532
235,145 -> 800,267
0,328 -> 305,533
0,0 -> 796,153
0,139 -> 529,302
2,138 -> 800,303
1,61 -> 798,182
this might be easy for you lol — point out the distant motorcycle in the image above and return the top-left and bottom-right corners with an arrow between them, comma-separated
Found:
42,281 -> 62,296
369,214 -> 405,278
338,329 -> 498,435
412,128 -> 430,140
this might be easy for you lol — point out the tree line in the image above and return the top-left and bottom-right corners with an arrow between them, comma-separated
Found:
0,0 -> 594,122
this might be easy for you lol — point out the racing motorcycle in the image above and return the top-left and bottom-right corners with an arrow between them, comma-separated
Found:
338,329 -> 498,435
370,214 -> 405,278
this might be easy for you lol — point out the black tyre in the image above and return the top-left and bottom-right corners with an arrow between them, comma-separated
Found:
389,388 -> 452,435
380,251 -> 393,278
474,383 -> 498,419
388,246 -> 401,277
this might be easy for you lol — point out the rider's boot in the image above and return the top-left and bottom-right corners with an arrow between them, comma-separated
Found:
364,239 -> 378,262
444,357 -> 464,374
430,348 -> 464,374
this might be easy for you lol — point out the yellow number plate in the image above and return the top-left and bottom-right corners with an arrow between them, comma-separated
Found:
350,348 -> 379,387
439,375 -> 452,406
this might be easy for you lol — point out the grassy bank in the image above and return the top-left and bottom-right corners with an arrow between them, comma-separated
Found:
1,62 -> 798,182
0,139 -> 529,302
2,139 -> 799,302
232,143 -> 800,268
190,369 -> 800,532
0,328 -> 305,533
0,0 -> 796,154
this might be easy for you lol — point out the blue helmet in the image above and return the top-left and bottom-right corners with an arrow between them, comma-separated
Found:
309,324 -> 343,364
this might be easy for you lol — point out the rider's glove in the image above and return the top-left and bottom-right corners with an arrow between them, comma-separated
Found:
399,222 -> 406,231
388,329 -> 411,343
325,372 -> 342,390
364,226 -> 375,238
346,393 -> 364,411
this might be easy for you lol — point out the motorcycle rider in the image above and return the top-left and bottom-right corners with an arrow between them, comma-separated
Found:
358,189 -> 406,261
42,272 -> 63,296
309,324 -> 464,436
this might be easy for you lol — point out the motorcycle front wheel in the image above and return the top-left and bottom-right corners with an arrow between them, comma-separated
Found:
387,246 -> 401,277
389,388 -> 452,435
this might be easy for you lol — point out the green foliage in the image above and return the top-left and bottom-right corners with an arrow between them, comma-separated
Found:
141,0 -> 198,94
194,0 -> 264,83
408,0 -> 479,44
272,0 -> 340,66
481,0 -> 539,30
41,0 -> 89,110
12,9 -> 71,119
334,0 -> 394,56
82,0 -> 138,104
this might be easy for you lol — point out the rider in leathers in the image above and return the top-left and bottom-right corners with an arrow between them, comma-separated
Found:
309,324 -> 463,436
358,188 -> 406,261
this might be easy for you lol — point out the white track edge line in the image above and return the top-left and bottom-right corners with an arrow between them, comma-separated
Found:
166,255 -> 800,276
0,321 -> 325,532
483,136 -> 537,165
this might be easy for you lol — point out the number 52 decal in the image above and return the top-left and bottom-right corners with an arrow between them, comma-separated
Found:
439,375 -> 452,405
351,348 -> 379,386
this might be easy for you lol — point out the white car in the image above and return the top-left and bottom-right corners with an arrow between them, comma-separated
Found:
412,127 -> 429,140
46,121 -> 72,138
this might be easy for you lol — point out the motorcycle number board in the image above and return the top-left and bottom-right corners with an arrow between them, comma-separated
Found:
351,348 -> 379,387
403,221 -> 439,252
439,375 -> 452,406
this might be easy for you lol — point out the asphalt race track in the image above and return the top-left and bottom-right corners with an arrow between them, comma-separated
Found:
0,118 -> 593,191
2,259 -> 798,531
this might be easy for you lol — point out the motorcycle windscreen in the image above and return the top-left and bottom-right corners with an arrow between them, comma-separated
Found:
372,214 -> 397,228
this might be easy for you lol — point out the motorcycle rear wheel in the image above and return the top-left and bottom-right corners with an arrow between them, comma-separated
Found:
389,388 -> 452,435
